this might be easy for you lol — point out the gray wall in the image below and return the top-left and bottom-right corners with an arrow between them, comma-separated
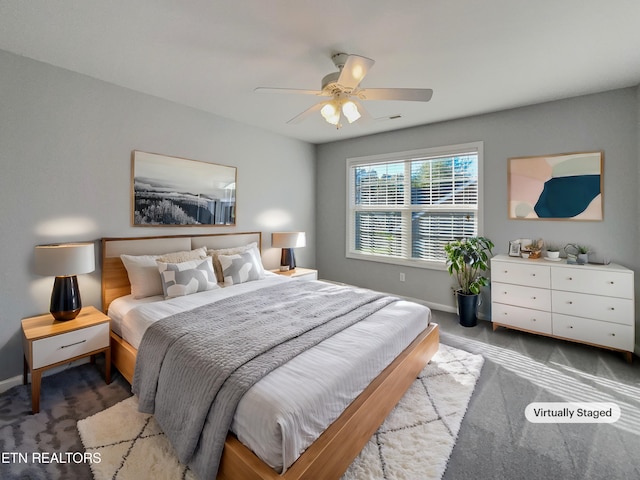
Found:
316,88 -> 639,352
0,50 -> 316,382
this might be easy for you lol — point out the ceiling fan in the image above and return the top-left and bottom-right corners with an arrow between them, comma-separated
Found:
254,53 -> 433,129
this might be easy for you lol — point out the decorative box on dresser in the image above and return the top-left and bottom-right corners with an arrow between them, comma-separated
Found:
21,306 -> 111,413
491,254 -> 635,362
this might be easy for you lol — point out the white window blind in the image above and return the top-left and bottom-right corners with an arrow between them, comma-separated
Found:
347,142 -> 483,268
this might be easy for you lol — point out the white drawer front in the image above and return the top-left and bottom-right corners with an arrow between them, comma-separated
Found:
492,282 -> 551,311
294,272 -> 318,282
491,261 -> 550,288
552,291 -> 634,325
32,323 -> 109,369
551,268 -> 633,299
492,303 -> 552,334
552,314 -> 634,351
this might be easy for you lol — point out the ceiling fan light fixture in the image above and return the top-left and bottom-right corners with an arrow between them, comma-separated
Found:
320,102 -> 341,125
341,100 -> 361,123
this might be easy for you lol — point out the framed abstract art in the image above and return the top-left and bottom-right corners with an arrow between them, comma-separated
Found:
507,151 -> 603,221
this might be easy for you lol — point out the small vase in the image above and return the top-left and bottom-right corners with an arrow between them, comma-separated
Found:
577,253 -> 588,264
546,251 -> 560,259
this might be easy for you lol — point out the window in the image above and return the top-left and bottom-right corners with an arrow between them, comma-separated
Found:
346,142 -> 483,269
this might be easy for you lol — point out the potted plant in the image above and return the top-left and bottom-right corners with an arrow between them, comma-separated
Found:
576,245 -> 590,264
444,236 -> 494,327
545,243 -> 560,259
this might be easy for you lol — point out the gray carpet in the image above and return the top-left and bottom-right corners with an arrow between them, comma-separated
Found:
1,311 -> 639,479
435,311 -> 640,480
0,361 -> 131,480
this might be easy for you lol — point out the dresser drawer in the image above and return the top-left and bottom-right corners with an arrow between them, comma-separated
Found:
552,314 -> 634,351
492,303 -> 552,334
551,268 -> 633,299
32,322 -> 110,369
552,291 -> 634,325
492,282 -> 551,311
491,261 -> 550,289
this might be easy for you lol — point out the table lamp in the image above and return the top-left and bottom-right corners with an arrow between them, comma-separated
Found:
35,243 -> 95,321
272,232 -> 306,271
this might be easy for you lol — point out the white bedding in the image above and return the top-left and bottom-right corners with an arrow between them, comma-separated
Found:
109,275 -> 431,473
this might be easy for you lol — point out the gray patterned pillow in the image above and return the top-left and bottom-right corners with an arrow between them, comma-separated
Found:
207,242 -> 258,282
218,250 -> 265,286
157,257 -> 218,298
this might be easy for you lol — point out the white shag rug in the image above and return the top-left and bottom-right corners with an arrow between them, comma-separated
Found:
78,344 -> 483,480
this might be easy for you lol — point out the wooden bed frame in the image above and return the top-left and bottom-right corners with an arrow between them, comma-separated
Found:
101,232 -> 440,480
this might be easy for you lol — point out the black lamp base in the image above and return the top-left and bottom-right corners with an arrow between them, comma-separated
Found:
50,275 -> 82,321
280,248 -> 296,270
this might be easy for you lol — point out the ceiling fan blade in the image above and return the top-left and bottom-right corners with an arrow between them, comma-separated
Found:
337,55 -> 375,90
254,87 -> 325,96
287,102 -> 325,124
358,88 -> 433,102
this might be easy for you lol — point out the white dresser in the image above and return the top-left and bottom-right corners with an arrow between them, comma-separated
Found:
491,254 -> 634,361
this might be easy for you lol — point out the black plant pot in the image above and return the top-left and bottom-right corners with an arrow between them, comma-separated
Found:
457,291 -> 479,327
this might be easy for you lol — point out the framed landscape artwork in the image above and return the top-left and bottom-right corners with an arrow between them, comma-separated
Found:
132,151 -> 236,226
507,151 -> 603,221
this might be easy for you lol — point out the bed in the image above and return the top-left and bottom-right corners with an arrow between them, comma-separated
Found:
101,232 -> 439,480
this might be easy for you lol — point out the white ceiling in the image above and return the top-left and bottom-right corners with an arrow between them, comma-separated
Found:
1,0 -> 639,144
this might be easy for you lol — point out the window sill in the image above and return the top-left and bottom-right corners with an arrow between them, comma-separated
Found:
345,251 -> 449,271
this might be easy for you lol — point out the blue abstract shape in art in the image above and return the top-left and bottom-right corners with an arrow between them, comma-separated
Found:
534,175 -> 600,218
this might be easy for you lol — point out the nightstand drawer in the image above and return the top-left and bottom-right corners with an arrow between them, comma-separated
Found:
290,271 -> 317,281
32,322 -> 109,369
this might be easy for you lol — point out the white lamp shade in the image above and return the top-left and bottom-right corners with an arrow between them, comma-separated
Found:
35,243 -> 95,277
272,232 -> 306,249
342,101 -> 361,123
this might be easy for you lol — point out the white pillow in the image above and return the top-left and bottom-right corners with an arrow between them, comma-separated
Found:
120,254 -> 163,299
156,246 -> 207,263
218,250 -> 265,286
207,242 -> 264,282
157,257 -> 218,298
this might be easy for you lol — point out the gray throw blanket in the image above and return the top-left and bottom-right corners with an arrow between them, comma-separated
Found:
132,280 -> 398,480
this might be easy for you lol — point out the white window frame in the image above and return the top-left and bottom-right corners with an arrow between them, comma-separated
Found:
345,141 -> 484,270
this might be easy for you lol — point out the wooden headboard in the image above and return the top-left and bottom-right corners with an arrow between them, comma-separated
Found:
101,232 -> 262,313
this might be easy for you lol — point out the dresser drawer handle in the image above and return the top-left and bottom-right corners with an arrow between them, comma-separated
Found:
532,296 -> 536,300
610,333 -> 616,337
610,307 -> 615,311
568,277 -> 573,281
532,318 -> 537,322
609,281 -> 614,285
59,339 -> 87,350
568,301 -> 573,305
531,273 -> 536,277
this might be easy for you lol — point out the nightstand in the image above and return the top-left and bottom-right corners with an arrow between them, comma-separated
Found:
271,267 -> 318,282
21,306 -> 111,413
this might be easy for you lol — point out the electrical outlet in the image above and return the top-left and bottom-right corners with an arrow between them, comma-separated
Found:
399,272 -> 405,282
